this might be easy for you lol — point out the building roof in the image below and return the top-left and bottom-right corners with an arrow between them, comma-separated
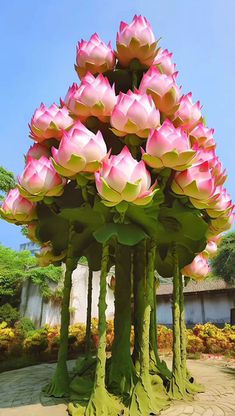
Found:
157,279 -> 235,296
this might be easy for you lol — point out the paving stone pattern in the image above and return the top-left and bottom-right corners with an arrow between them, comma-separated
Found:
0,359 -> 234,415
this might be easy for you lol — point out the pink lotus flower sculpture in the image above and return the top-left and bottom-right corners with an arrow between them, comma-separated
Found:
29,103 -> 74,143
75,33 -> 115,79
204,240 -> 218,258
116,15 -> 158,67
206,188 -> 233,218
0,188 -> 37,223
51,121 -> 107,177
181,253 -> 210,280
95,146 -> 157,206
142,120 -> 196,170
171,162 -> 216,208
173,93 -> 202,132
189,124 -> 216,150
111,90 -> 160,138
36,244 -> 66,267
26,143 -> 50,161
18,156 -> 66,201
64,74 -> 116,122
26,222 -> 39,243
208,210 -> 235,237
153,48 -> 176,75
212,156 -> 227,186
139,67 -> 180,115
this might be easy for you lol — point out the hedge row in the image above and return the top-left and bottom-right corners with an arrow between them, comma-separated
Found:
1,320 -> 235,364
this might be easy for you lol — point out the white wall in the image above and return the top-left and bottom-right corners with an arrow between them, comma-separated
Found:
157,292 -> 235,326
20,264 -> 115,327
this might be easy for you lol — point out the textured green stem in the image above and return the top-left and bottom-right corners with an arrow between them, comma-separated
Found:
83,243 -> 122,416
132,240 -> 146,370
109,244 -> 136,398
169,244 -> 187,400
94,244 -> 109,388
149,244 -> 172,382
130,240 -> 168,415
179,273 -> 187,380
85,268 -> 93,357
44,223 -> 77,398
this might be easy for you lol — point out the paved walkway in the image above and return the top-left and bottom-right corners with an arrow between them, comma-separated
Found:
0,359 -> 234,415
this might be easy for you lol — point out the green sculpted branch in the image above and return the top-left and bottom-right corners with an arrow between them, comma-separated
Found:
180,274 -> 205,394
44,222 -> 78,398
130,239 -> 168,415
108,243 -> 137,399
149,245 -> 171,382
84,243 -> 122,416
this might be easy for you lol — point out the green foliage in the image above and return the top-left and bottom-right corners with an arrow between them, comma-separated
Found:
0,303 -> 20,326
0,245 -> 35,306
0,244 -> 63,306
211,232 -> 235,284
23,328 -> 48,354
29,264 -> 63,300
0,166 -> 15,200
15,317 -> 36,335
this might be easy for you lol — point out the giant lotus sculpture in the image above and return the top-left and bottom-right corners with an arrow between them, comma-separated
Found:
1,15 -> 234,416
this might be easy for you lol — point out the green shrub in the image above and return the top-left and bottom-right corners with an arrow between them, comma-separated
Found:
15,317 -> 36,335
0,303 -> 20,326
23,329 -> 48,354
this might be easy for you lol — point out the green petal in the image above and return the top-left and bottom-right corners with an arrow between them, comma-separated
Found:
121,180 -> 141,201
99,177 -> 122,204
142,154 -> 164,169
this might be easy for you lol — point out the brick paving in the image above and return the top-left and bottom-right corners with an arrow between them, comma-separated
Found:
0,359 -> 234,415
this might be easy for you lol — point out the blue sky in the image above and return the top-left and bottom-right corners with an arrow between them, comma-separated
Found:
0,0 -> 234,250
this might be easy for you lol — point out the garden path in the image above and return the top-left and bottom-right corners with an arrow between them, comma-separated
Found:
0,358 -> 234,415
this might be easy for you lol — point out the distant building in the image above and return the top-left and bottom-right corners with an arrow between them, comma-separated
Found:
157,279 -> 235,326
19,241 -> 39,255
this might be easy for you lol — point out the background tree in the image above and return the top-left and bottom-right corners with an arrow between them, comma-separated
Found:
0,166 -> 15,200
0,244 -> 62,308
211,232 -> 235,284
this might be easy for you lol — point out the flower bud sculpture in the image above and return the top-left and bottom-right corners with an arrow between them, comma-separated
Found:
189,124 -> 216,150
116,15 -> 158,67
25,143 -> 51,161
139,66 -> 180,115
0,188 -> 37,223
206,188 -> 233,218
204,240 -> 218,258
18,156 -> 66,201
171,162 -> 217,208
95,146 -> 157,206
153,48 -> 176,75
2,14 -> 234,416
142,120 -> 196,170
51,121 -> 107,177
64,74 -> 117,122
173,93 -> 202,132
36,244 -> 66,267
111,90 -> 160,138
182,253 -> 210,280
29,103 -> 74,142
75,33 -> 115,79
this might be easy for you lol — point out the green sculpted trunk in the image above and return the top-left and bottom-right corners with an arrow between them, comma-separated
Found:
108,244 -> 137,399
179,274 -> 187,380
83,243 -> 122,416
180,274 -> 205,395
44,223 -> 77,398
149,244 -> 172,382
169,244 -> 187,400
85,268 -> 93,357
130,240 -> 169,415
